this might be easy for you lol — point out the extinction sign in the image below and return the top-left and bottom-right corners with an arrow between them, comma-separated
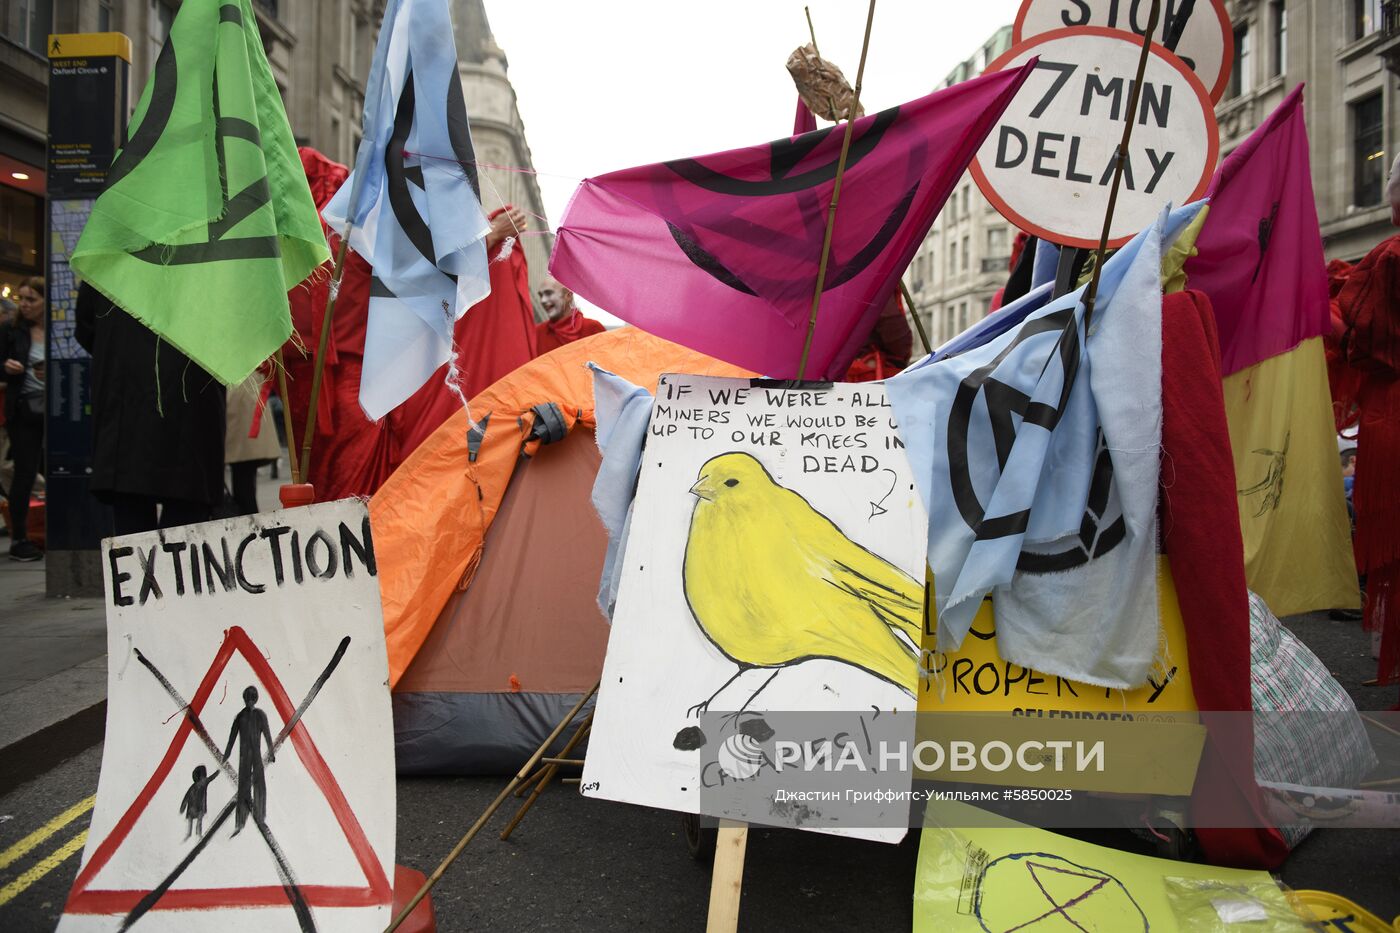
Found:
1014,0 -> 1234,102
60,501 -> 394,933
970,28 -> 1217,249
581,376 -> 929,841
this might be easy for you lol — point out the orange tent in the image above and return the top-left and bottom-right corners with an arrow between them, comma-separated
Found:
370,327 -> 751,772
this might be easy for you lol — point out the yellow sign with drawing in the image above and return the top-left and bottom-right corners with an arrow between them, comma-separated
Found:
919,559 -> 1197,720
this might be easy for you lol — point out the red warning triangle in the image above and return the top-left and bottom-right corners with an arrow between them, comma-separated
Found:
64,626 -> 392,915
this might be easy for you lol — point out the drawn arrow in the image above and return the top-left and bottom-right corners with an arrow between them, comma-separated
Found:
869,469 -> 898,520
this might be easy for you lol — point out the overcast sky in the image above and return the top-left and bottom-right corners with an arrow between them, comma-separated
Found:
486,0 -> 1023,323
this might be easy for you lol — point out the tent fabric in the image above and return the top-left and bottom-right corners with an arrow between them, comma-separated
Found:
370,326 -> 753,688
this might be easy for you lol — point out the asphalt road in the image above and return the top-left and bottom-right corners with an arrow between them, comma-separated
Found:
2,611 -> 1397,932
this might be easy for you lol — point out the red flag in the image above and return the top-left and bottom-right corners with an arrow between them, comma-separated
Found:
1185,86 -> 1329,375
550,64 -> 1034,378
793,97 -> 817,135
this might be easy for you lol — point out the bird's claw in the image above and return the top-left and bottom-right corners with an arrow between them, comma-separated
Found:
686,700 -> 710,718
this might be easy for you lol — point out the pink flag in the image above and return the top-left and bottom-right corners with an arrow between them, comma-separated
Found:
550,64 -> 1034,378
793,97 -> 817,135
1185,86 -> 1330,375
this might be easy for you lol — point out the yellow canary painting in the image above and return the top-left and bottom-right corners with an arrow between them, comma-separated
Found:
682,451 -> 924,717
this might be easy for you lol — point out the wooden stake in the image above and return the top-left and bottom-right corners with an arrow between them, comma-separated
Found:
298,230 -> 352,482
899,280 -> 932,356
706,820 -> 750,933
383,683 -> 598,933
795,0 -> 877,380
273,349 -> 302,485
1079,0 -> 1160,333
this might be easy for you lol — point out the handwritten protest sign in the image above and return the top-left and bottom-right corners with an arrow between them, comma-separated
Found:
581,376 -> 928,841
1014,0 -> 1233,101
971,28 -> 1217,248
60,501 -> 394,933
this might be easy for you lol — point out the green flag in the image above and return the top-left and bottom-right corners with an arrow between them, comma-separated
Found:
72,0 -> 328,385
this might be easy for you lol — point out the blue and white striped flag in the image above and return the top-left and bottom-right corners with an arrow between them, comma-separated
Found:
889,203 -> 1206,688
323,0 -> 491,420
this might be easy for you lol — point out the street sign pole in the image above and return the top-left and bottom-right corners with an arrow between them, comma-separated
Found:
44,32 -> 131,595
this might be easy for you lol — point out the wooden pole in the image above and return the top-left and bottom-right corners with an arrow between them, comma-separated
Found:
899,280 -> 932,356
383,683 -> 598,933
273,349 -> 302,485
298,229 -> 353,482
795,0 -> 877,380
705,820 -> 750,933
1079,0 -> 1160,333
805,6 -> 819,53
498,712 -> 594,841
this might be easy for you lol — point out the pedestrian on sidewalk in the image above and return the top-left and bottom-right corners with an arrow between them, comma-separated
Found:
74,283 -> 225,535
2,277 -> 46,561
225,371 -> 281,515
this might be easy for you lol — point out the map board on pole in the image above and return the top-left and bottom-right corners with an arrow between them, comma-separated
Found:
1014,0 -> 1233,102
970,28 -> 1218,250
59,500 -> 394,933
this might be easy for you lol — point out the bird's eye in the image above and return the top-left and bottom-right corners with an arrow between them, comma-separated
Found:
724,478 -> 739,487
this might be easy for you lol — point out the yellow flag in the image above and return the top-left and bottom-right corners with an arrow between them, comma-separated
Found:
1223,337 -> 1359,615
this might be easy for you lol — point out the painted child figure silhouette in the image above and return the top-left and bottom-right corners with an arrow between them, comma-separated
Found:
178,765 -> 217,839
223,685 -> 275,838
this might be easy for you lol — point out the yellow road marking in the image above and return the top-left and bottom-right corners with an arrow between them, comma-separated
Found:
0,795 -> 95,871
0,828 -> 88,908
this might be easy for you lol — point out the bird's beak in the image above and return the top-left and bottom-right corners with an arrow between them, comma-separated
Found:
689,474 -> 715,501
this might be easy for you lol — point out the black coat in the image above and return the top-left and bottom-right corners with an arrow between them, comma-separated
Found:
74,284 -> 225,506
0,319 -> 38,424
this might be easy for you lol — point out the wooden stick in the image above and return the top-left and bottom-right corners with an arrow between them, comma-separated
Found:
499,713 -> 594,841
899,281 -> 932,356
298,229 -> 352,482
512,762 -> 550,798
538,757 -> 585,767
273,349 -> 302,485
795,0 -> 877,380
1359,776 -> 1400,789
383,683 -> 598,933
805,5 -> 819,53
1079,0 -> 1160,334
706,820 -> 750,933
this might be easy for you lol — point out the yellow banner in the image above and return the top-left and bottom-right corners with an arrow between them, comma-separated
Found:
1224,338 -> 1359,617
47,33 -> 132,62
919,559 -> 1197,719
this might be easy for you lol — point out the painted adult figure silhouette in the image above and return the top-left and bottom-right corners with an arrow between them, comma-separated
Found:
223,685 -> 275,837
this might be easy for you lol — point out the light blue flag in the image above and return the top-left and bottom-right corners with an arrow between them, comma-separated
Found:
888,202 -> 1207,688
588,364 -> 654,620
323,0 -> 491,420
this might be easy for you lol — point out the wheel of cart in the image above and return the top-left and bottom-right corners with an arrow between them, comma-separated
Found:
682,812 -> 717,861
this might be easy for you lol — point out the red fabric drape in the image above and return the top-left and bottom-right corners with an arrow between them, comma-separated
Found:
1160,289 -> 1289,869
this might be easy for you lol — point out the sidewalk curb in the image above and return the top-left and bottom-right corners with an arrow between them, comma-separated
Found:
0,700 -> 106,796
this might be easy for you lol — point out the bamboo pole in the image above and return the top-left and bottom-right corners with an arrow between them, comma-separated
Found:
899,281 -> 932,356
273,349 -> 302,485
795,0 -> 877,380
383,683 -> 598,933
298,230 -> 353,482
1078,0 -> 1160,333
498,713 -> 594,841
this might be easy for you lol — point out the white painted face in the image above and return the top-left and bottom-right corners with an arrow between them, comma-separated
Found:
537,275 -> 574,321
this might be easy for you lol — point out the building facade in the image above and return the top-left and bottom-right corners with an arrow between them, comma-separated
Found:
1221,0 -> 1400,262
910,4 -> 1400,348
0,0 -> 551,310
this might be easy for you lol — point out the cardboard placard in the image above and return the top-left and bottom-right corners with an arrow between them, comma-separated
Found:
60,501 -> 395,933
970,28 -> 1218,249
1013,0 -> 1234,102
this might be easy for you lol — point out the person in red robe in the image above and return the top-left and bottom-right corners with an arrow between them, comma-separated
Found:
535,274 -> 606,355
282,148 -> 538,500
